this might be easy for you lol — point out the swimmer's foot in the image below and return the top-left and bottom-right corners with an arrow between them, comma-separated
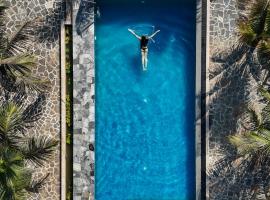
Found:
143,65 -> 147,71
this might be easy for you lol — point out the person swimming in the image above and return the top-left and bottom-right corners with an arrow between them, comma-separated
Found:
128,28 -> 160,70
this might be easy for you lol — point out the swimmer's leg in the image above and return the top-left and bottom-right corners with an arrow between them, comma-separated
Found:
144,49 -> 148,70
141,50 -> 146,70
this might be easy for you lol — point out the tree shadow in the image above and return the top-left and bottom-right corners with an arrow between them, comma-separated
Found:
35,0 -> 66,44
30,0 -> 96,43
206,42 -> 270,199
0,89 -> 47,125
75,0 -> 95,36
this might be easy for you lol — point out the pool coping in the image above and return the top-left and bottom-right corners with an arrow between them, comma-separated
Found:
196,0 -> 209,199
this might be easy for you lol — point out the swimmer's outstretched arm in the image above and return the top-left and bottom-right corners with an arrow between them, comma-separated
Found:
128,29 -> 141,40
149,30 -> 160,39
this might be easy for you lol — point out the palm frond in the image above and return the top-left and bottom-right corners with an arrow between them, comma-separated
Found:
241,107 -> 262,130
236,0 -> 251,10
257,40 -> 270,69
265,4 -> 270,34
0,54 -> 50,93
249,107 -> 262,128
0,9 -> 49,93
258,88 -> 270,127
237,0 -> 270,48
0,102 -> 24,135
259,86 -> 270,101
0,148 -> 24,190
0,187 -> 15,200
0,189 -> 6,200
258,128 -> 270,154
22,94 -> 46,124
3,20 -> 39,56
229,132 -> 259,155
26,174 -> 49,193
249,0 -> 269,34
229,129 -> 270,159
0,1 -> 6,21
0,53 -> 36,75
21,136 -> 58,167
13,168 -> 32,192
261,103 -> 270,129
0,94 -> 48,146
15,75 -> 50,93
0,1 -> 7,28
0,1 -> 6,13
238,21 -> 257,47
14,189 -> 28,200
0,1 -> 7,50
0,151 -> 31,200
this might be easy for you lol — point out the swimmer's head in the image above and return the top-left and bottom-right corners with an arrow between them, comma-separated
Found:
141,35 -> 148,40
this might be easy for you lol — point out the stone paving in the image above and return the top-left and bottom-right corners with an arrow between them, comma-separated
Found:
209,0 -> 270,199
3,0 -> 64,199
72,0 -> 95,200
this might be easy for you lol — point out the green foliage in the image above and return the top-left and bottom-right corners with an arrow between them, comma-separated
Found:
0,148 -> 30,200
230,129 -> 270,156
65,26 -> 73,198
66,95 -> 71,128
229,89 -> 270,165
66,94 -> 71,145
66,190 -> 71,200
0,2 -> 57,199
237,0 -> 270,69
21,137 -> 58,167
66,133 -> 71,145
0,1 -> 48,93
0,95 -> 58,200
65,26 -> 73,146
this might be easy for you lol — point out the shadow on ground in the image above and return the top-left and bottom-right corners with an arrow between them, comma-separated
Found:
204,42 -> 270,199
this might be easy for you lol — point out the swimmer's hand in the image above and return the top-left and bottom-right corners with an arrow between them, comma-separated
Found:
128,29 -> 134,32
149,30 -> 160,39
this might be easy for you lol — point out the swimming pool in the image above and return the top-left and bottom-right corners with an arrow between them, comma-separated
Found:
95,1 -> 196,199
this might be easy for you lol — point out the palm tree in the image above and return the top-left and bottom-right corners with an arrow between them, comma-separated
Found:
229,129 -> 270,166
229,87 -> 270,166
237,0 -> 270,81
0,147 -> 51,200
0,93 -> 58,200
0,0 -> 48,93
207,89 -> 270,198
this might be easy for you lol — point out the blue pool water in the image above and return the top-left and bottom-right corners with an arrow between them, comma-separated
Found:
96,1 -> 196,199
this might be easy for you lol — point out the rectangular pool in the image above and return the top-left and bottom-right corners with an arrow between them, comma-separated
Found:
95,0 -> 196,199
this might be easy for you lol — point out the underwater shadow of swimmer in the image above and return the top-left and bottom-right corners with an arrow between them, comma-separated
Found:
129,53 -> 145,78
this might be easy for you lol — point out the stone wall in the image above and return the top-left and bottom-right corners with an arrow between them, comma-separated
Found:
4,0 -> 64,199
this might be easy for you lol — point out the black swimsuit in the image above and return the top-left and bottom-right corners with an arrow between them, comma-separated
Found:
140,38 -> 149,50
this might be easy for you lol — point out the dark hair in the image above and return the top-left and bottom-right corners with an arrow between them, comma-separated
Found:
141,35 -> 147,40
